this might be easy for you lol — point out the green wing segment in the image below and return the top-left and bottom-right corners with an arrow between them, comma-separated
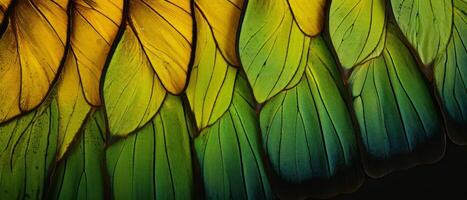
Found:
239,0 -> 311,103
434,0 -> 467,144
240,0 -> 363,195
194,75 -> 273,199
0,98 -> 59,199
260,37 -> 362,191
106,95 -> 194,200
391,0 -> 452,65
349,26 -> 445,177
186,5 -> 237,130
329,0 -> 387,69
49,110 -> 106,200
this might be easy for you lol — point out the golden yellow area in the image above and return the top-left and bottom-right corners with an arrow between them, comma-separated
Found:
0,25 -> 21,122
195,0 -> 243,66
0,0 -> 68,123
0,0 -> 12,22
68,0 -> 123,106
288,0 -> 325,36
129,0 -> 193,94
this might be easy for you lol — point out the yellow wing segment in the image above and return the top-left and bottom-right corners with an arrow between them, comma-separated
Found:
194,0 -> 243,66
129,0 -> 193,94
288,0 -> 326,36
0,0 -> 12,22
69,0 -> 123,106
0,0 -> 68,123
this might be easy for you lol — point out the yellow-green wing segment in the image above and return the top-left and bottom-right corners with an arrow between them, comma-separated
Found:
194,75 -> 273,199
57,54 -> 92,160
56,0 -> 123,159
106,95 -> 194,200
49,110 -> 106,200
434,0 -> 467,144
349,26 -> 444,177
260,37 -> 362,192
0,0 -> 68,123
329,0 -> 386,69
103,27 -> 167,136
103,0 -> 193,136
0,99 -> 59,199
288,0 -> 326,36
391,0 -> 452,65
0,0 -> 12,22
186,0 -> 240,130
238,0 -> 314,103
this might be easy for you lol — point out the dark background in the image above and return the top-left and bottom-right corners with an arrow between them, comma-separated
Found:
332,139 -> 467,200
